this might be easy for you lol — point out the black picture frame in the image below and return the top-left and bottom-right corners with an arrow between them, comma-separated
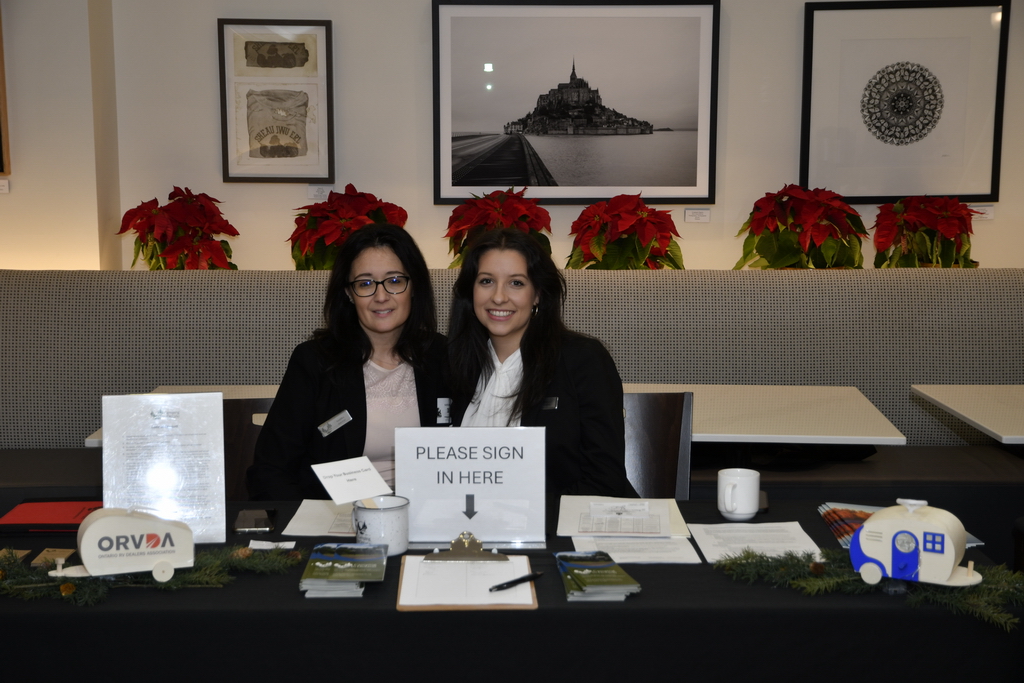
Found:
0,5 -> 10,176
800,1 -> 1011,203
433,1 -> 720,205
218,19 -> 334,183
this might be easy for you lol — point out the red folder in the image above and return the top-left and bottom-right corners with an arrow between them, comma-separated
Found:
0,501 -> 103,533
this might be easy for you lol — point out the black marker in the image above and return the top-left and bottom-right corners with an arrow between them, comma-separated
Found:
489,572 -> 543,592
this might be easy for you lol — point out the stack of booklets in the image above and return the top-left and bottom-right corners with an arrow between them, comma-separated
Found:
299,543 -> 387,598
555,550 -> 641,601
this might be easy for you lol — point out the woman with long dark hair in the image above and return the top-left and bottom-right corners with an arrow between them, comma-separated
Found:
248,224 -> 449,500
448,228 -> 634,497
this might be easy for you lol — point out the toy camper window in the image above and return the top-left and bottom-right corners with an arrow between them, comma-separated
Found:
923,532 -> 945,554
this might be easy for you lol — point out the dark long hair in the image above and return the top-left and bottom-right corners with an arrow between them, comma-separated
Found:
448,228 -> 568,422
315,224 -> 436,367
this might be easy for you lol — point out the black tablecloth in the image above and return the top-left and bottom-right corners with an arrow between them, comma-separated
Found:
4,499 -> 1022,681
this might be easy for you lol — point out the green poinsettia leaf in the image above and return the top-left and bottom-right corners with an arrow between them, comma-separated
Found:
631,235 -> 654,269
747,256 -> 769,269
590,231 -> 607,261
939,238 -> 956,268
566,247 -> 585,270
819,238 -> 839,267
767,230 -> 804,269
911,231 -> 930,263
592,238 -> 627,270
850,234 -> 864,268
662,239 -> 685,270
755,231 -> 780,264
733,232 -> 759,270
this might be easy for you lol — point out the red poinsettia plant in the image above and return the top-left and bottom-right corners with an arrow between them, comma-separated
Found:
734,184 -> 867,270
873,196 -> 979,268
119,187 -> 239,270
289,183 -> 408,270
444,187 -> 551,267
566,194 -> 683,270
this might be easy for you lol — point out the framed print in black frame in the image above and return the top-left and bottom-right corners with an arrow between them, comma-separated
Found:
433,1 -> 720,205
800,1 -> 1011,204
218,19 -> 334,183
0,4 -> 10,176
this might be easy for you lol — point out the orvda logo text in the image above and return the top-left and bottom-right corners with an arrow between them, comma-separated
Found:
97,533 -> 176,552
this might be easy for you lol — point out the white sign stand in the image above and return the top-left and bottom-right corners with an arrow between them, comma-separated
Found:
395,427 -> 545,547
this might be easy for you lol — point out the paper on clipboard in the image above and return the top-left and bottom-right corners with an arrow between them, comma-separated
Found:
397,555 -> 537,610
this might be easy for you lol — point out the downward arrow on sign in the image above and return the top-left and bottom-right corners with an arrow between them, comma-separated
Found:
463,494 -> 477,519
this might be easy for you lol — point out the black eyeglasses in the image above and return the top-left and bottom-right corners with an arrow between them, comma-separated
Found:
348,275 -> 410,297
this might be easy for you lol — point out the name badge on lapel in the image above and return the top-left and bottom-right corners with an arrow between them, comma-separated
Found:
541,397 -> 559,410
437,397 -> 452,425
318,410 -> 352,437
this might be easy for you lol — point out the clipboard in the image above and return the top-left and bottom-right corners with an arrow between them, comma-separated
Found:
396,532 -> 538,611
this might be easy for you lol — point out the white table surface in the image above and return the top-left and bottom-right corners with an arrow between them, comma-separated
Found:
911,384 -> 1024,444
624,384 -> 906,445
86,385 -> 279,446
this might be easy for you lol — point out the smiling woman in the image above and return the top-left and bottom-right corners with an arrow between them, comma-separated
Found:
247,225 -> 451,499
448,228 -> 636,499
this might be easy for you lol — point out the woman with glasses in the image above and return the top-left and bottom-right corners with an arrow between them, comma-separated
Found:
248,224 -> 449,500
448,228 -> 635,498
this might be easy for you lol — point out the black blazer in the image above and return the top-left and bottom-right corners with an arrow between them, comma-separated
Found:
453,333 -> 635,498
247,333 -> 450,500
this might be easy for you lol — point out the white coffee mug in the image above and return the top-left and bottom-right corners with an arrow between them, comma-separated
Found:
717,468 -> 760,521
352,495 -> 409,556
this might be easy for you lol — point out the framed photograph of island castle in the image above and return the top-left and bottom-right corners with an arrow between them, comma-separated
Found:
799,2 -> 1010,203
218,19 -> 334,183
433,1 -> 720,204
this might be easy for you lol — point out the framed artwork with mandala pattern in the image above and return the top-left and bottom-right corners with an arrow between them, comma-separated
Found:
799,1 -> 1011,203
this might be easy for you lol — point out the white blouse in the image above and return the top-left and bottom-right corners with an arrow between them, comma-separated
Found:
461,343 -> 523,428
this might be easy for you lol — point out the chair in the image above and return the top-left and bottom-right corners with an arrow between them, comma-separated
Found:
623,391 -> 693,500
222,397 -> 274,501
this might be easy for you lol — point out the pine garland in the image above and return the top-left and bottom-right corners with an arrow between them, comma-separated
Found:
0,546 -> 307,607
715,548 -> 1024,632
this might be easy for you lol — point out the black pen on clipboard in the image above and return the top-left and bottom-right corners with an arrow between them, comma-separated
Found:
489,572 -> 543,592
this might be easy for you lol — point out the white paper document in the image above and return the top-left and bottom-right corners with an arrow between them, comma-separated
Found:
281,499 -> 355,536
688,521 -> 821,563
102,392 -> 226,543
557,496 -> 689,537
248,540 -> 296,550
398,554 -> 533,606
311,456 -> 392,505
572,536 -> 703,564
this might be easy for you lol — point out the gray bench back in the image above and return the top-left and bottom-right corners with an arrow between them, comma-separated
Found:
2,268 -> 1021,448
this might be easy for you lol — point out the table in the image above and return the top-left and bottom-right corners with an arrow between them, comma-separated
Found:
626,384 -> 906,445
4,499 -> 1018,680
912,384 -> 1024,444
87,384 -> 906,447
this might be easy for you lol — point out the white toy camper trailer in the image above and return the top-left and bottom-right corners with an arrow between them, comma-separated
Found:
73,508 -> 194,582
849,498 -> 981,587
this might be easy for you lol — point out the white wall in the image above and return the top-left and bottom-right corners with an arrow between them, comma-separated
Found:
0,0 -> 102,269
1,0 -> 1021,270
